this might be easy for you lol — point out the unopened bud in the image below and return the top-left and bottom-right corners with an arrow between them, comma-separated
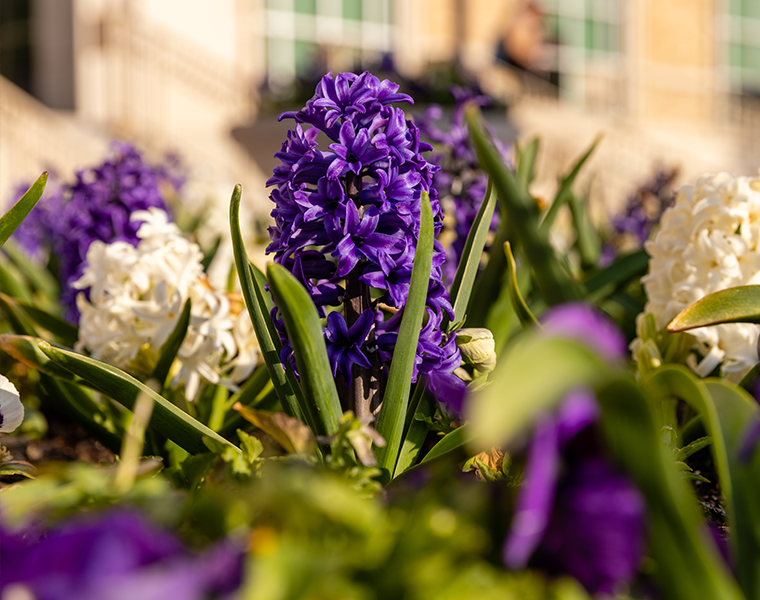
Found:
457,328 -> 497,373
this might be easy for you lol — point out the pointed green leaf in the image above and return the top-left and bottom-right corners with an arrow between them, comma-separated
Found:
2,239 -> 60,299
3,296 -> 78,346
596,376 -> 744,600
267,262 -> 341,437
0,292 -> 39,336
0,172 -> 47,248
229,184 -> 306,423
447,180 -> 498,329
0,334 -> 83,382
465,105 -> 582,305
420,424 -> 473,464
667,285 -> 760,332
515,137 -> 540,191
540,135 -> 601,232
201,237 -> 222,272
583,249 -> 649,297
375,192 -> 435,480
568,191 -> 601,268
38,342 -> 238,455
151,298 -> 191,387
504,241 -> 539,329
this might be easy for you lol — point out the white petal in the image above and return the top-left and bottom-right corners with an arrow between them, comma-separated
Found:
0,375 -> 24,433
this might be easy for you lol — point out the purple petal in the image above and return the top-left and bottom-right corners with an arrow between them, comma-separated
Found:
542,303 -> 627,360
503,413 -> 561,568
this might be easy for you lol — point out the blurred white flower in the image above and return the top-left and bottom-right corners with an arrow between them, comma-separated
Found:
0,375 -> 24,433
641,172 -> 760,377
75,209 -> 259,400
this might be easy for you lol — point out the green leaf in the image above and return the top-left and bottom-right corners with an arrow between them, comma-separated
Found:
375,191 -> 435,480
0,334 -> 83,383
394,381 -> 434,476
2,239 -> 60,299
420,424 -> 473,464
0,172 -> 47,248
251,262 -> 276,313
568,191 -> 601,268
667,285 -> 760,332
540,135 -> 601,233
267,262 -> 342,437
447,180 -> 498,329
1,295 -> 78,346
39,375 -> 123,454
38,342 -> 239,455
0,257 -> 33,303
596,376 -> 744,600
674,436 -> 712,462
504,241 -> 539,329
0,292 -> 39,336
465,105 -> 582,306
583,249 -> 649,298
151,298 -> 191,387
229,184 -> 306,422
515,137 -> 540,191
703,380 -> 760,599
201,237 -> 222,272
469,334 -> 609,449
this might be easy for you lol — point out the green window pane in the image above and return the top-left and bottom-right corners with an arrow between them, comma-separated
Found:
729,42 -> 743,68
743,44 -> 760,70
343,0 -> 362,20
562,17 -> 585,47
742,0 -> 760,19
590,20 -> 610,51
295,0 -> 316,13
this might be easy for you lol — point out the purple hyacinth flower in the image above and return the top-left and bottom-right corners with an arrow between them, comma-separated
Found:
0,509 -> 243,600
325,309 -> 374,383
503,387 -> 645,595
269,71 -> 460,409
541,302 -> 627,360
539,459 -> 646,595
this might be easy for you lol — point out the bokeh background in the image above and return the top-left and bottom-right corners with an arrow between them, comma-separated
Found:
2,0 -> 759,222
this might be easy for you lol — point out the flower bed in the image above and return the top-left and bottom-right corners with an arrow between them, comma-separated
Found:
1,71 -> 759,599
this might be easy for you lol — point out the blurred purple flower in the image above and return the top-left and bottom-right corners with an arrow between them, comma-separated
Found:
541,302 -> 627,360
0,509 -> 243,600
601,168 -> 678,266
503,306 -> 645,594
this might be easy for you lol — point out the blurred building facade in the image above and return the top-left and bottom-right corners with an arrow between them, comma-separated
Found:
3,0 -> 760,216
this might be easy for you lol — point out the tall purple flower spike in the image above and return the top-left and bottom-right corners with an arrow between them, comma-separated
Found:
267,71 -> 463,410
503,305 -> 645,594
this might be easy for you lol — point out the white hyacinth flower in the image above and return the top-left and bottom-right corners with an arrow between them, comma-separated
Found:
640,171 -> 760,377
74,209 -> 259,400
0,375 -> 24,433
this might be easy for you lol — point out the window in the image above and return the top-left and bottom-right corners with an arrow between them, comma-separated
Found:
719,0 -> 760,94
264,0 -> 393,91
540,0 -> 623,108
